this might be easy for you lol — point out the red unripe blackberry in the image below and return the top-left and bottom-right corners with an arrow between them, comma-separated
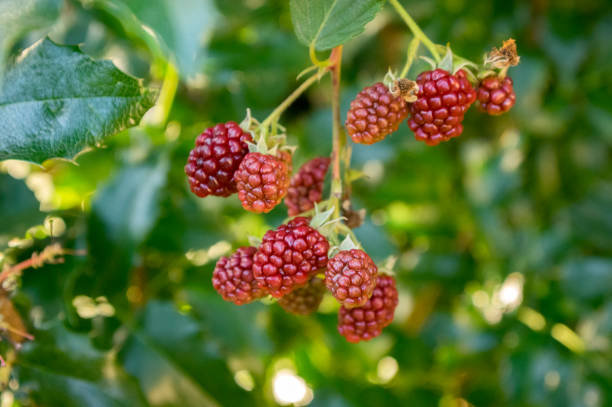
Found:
253,217 -> 329,297
477,76 -> 516,115
326,249 -> 377,308
345,82 -> 409,145
337,275 -> 398,343
284,157 -> 330,216
234,152 -> 290,213
408,69 -> 476,146
185,122 -> 252,197
212,247 -> 266,305
278,277 -> 326,315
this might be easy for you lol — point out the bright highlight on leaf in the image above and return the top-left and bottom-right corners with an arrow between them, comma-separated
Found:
0,38 -> 157,164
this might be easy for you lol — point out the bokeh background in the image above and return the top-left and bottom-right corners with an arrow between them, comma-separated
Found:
1,0 -> 611,406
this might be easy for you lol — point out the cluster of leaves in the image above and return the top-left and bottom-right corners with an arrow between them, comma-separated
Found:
0,1 -> 611,407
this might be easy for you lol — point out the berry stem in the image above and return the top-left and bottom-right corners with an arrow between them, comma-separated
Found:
0,245 -> 86,284
329,46 -> 345,219
388,0 -> 441,62
259,68 -> 329,131
400,37 -> 420,78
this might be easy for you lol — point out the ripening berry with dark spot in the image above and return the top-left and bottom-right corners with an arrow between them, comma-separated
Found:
408,69 -> 476,146
185,122 -> 252,197
337,275 -> 398,343
284,157 -> 330,216
477,76 -> 516,116
346,82 -> 409,145
325,249 -> 377,308
278,277 -> 326,315
234,152 -> 290,213
212,247 -> 266,305
253,217 -> 329,297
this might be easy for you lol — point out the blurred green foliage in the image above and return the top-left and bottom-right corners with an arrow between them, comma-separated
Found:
0,0 -> 611,406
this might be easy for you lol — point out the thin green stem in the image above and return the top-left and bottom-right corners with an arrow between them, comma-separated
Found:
329,46 -> 344,219
149,63 -> 179,127
259,69 -> 328,130
400,37 -> 420,78
388,0 -> 440,62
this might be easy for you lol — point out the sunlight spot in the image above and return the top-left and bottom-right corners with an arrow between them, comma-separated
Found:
544,370 -> 560,390
518,307 -> 546,331
471,290 -> 489,308
272,369 -> 312,406
234,370 -> 255,391
377,356 -> 399,383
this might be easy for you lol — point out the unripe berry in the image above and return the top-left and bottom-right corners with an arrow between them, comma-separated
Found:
185,122 -> 252,197
234,152 -> 290,213
346,82 -> 409,145
408,69 -> 476,146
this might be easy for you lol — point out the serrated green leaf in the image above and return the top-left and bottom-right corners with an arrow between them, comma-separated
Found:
0,39 -> 157,164
0,0 -> 61,79
290,0 -> 385,51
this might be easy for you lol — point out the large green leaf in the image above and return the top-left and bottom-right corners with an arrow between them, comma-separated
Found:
90,0 -> 217,76
119,301 -> 258,407
15,324 -> 150,407
0,38 -> 156,164
290,0 -> 385,50
87,155 -> 168,298
0,0 -> 61,79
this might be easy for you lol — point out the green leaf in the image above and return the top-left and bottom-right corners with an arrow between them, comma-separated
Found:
90,0 -> 218,76
119,301 -> 259,407
0,0 -> 61,79
87,155 -> 168,298
0,174 -> 43,244
0,38 -> 157,164
15,324 -> 150,407
290,0 -> 385,51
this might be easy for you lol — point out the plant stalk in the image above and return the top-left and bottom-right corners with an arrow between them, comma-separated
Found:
329,46 -> 344,218
260,68 -> 328,130
388,0 -> 441,62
